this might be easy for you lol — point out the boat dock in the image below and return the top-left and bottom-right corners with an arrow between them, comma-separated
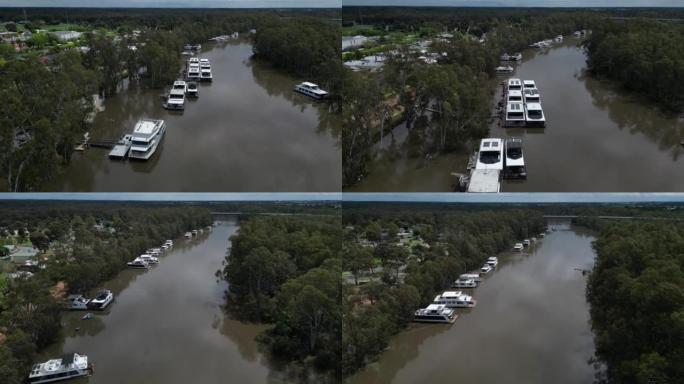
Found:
108,135 -> 133,158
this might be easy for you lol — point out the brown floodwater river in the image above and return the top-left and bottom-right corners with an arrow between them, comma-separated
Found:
348,39 -> 684,192
349,223 -> 598,384
44,40 -> 341,192
40,219 -> 285,384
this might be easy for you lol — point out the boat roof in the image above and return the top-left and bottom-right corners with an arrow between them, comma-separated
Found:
173,81 -> 186,86
199,58 -> 209,62
523,80 -> 536,86
169,89 -> 185,96
425,303 -> 447,311
439,291 -> 464,298
524,88 -> 539,95
506,102 -> 524,112
479,138 -> 503,151
301,81 -> 319,87
508,90 -> 523,97
508,78 -> 521,86
133,119 -> 164,136
526,102 -> 543,111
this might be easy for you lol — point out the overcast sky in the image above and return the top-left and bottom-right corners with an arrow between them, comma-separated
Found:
0,0 -> 339,8
343,0 -> 681,7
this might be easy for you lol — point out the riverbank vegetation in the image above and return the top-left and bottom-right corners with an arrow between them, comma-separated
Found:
0,8 -> 341,191
221,215 -> 342,383
588,221 -> 684,383
585,18 -> 684,112
0,203 -> 211,383
341,206 -> 545,377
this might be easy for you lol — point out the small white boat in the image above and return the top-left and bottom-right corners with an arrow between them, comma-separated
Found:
87,289 -> 114,310
499,53 -> 511,61
127,258 -> 149,269
28,353 -> 93,383
66,294 -> 90,310
495,65 -> 514,74
186,81 -> 199,97
511,52 -> 522,61
452,279 -> 478,288
433,291 -> 477,308
294,81 -> 328,99
504,137 -> 526,179
192,229 -> 198,236
554,35 -> 563,43
459,273 -> 482,282
413,304 -> 458,323
185,232 -> 192,238
514,243 -> 524,251
481,264 -> 493,274
523,239 -> 531,247
486,257 -> 499,267
523,80 -> 536,90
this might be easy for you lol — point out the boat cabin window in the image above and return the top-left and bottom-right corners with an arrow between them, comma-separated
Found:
507,146 -> 523,159
479,150 -> 501,164
527,110 -> 543,119
169,94 -> 184,99
507,112 -> 524,119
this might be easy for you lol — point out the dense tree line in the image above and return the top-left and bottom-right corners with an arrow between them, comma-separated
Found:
588,221 -> 684,383
341,8 -> 599,187
253,16 -> 343,94
0,204 -> 212,383
585,19 -> 684,112
342,208 -> 545,376
221,216 -> 342,383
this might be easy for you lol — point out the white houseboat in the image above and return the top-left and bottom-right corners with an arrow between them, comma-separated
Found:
65,294 -> 90,310
185,232 -> 192,238
433,291 -> 477,308
413,304 -> 458,323
511,52 -> 522,61
524,102 -> 546,127
523,239 -> 531,247
128,119 -> 166,161
127,257 -> 149,269
200,68 -> 213,82
507,78 -> 522,91
452,279 -> 478,288
164,88 -> 186,110
294,82 -> 328,99
459,273 -> 482,282
486,257 -> 499,267
505,102 -> 526,127
523,80 -> 536,90
28,353 -> 92,383
475,138 -> 504,171
504,137 -> 526,179
495,65 -> 514,74
523,88 -> 541,104
87,289 -> 113,310
513,243 -> 524,251
172,80 -> 187,94
481,264 -> 493,274
507,89 -> 523,103
187,66 -> 200,81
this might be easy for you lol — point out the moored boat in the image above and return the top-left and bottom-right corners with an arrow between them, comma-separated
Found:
28,353 -> 93,383
294,81 -> 328,99
87,289 -> 114,310
413,304 -> 458,323
128,119 -> 166,161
